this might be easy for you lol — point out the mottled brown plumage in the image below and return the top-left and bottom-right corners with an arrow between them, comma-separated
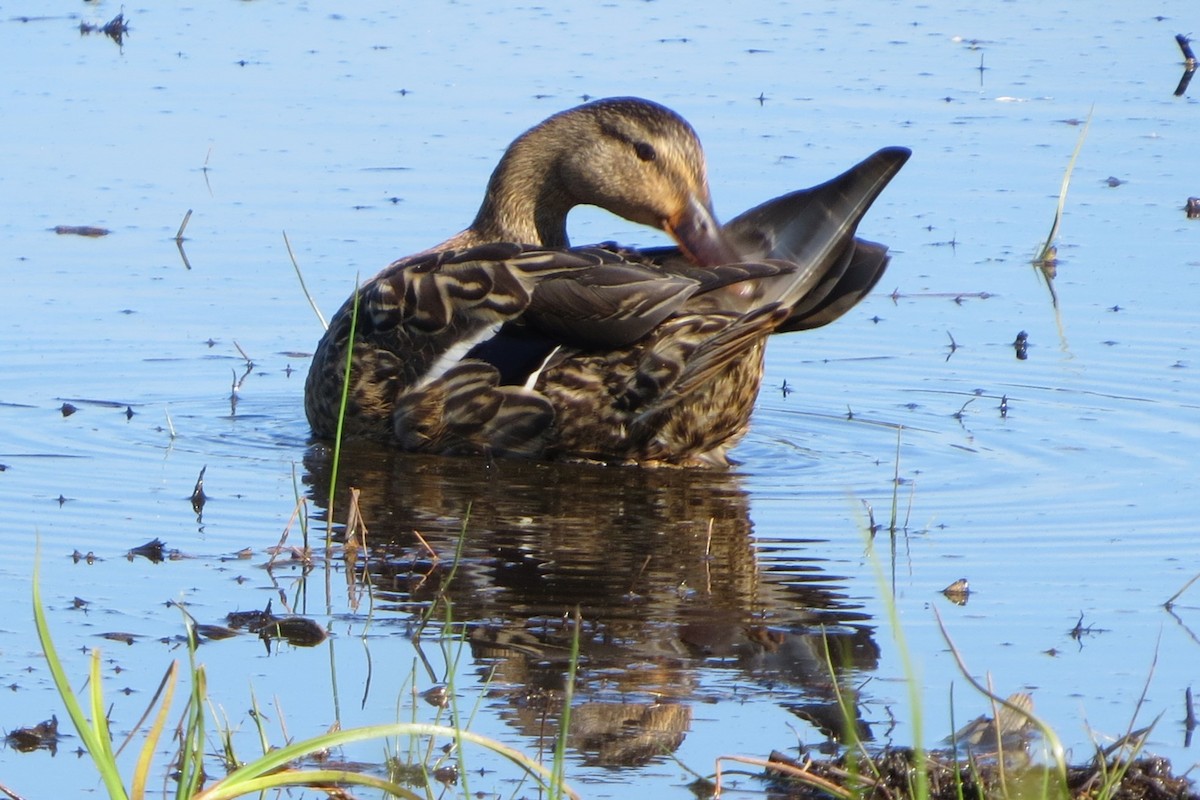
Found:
304,98 -> 909,466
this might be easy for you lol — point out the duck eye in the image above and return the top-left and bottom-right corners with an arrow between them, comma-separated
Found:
633,141 -> 657,162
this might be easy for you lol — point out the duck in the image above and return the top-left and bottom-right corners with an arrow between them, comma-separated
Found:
304,97 -> 909,467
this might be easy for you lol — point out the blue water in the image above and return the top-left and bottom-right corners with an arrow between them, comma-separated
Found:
2,2 -> 1198,797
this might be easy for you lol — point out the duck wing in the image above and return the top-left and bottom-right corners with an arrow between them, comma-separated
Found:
307,243 -> 605,439
643,146 -> 910,328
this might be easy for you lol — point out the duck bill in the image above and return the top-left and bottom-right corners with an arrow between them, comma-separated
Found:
667,197 -> 742,267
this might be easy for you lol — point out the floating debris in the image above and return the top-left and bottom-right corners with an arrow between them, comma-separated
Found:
224,601 -> 327,648
942,578 -> 971,605
1013,330 -> 1029,360
193,623 -> 239,641
53,225 -> 110,237
1175,34 -> 1196,97
60,402 -> 77,417
79,12 -> 129,47
6,715 -> 59,754
1069,611 -> 1109,641
257,615 -> 327,648
1187,687 -> 1196,746
71,549 -> 99,564
421,685 -> 451,708
127,537 -> 170,563
432,763 -> 459,787
226,601 -> 276,631
945,331 -> 961,362
190,466 -> 207,514
99,632 -> 138,645
1186,197 -> 1200,219
760,741 -> 1200,800
1180,33 -> 1199,65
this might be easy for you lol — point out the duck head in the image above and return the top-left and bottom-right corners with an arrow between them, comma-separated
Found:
466,97 -> 741,266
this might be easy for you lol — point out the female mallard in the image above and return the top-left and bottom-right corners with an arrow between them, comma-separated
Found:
304,97 -> 908,467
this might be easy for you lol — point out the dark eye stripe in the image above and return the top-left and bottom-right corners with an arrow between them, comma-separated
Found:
598,122 -> 659,163
634,141 -> 657,162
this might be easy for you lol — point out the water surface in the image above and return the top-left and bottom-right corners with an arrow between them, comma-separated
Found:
2,2 -> 1198,797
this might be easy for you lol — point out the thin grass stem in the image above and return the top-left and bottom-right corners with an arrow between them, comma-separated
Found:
286,230 -> 328,330
1036,108 -> 1092,265
551,609 -> 582,800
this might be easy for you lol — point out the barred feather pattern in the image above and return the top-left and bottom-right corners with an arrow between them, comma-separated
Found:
304,244 -> 613,440
537,305 -> 785,466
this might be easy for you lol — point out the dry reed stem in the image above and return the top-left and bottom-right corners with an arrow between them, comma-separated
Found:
714,754 -> 864,800
1164,571 -> 1200,608
175,209 -> 192,241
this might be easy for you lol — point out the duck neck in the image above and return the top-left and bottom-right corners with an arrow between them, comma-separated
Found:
468,125 -> 576,247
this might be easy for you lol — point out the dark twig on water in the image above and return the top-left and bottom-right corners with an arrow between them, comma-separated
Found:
175,209 -> 193,269
861,499 -> 879,538
1179,33 -> 1198,63
944,331 -> 960,362
1069,611 -> 1109,642
1185,687 -> 1196,748
1163,571 -> 1200,609
127,538 -> 169,563
80,12 -> 129,47
232,340 -> 253,368
100,13 -> 128,44
190,466 -> 207,514
1173,34 -> 1196,96
1013,330 -> 1029,360
175,209 -> 192,242
228,343 -> 254,415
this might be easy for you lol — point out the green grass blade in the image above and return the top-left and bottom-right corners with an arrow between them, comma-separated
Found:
202,769 -> 424,800
89,649 -> 122,769
865,534 -> 928,800
325,275 -> 361,591
131,662 -> 178,800
551,609 -> 581,800
175,631 -> 208,800
32,550 -> 131,800
195,723 -> 581,800
1036,108 -> 1092,264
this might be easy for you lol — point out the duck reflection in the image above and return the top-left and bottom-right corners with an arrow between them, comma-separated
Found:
304,443 -> 879,765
